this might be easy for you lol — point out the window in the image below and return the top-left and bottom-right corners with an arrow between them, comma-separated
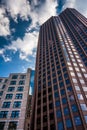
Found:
2,102 -> 11,108
60,89 -> 65,96
5,94 -> 13,99
84,116 -> 87,123
0,91 -> 3,96
0,122 -> 5,130
80,79 -> 85,84
0,111 -> 8,118
72,78 -> 77,83
12,75 -> 18,79
8,121 -> 17,130
19,80 -> 25,85
66,119 -> 72,128
55,101 -> 60,107
77,94 -> 83,100
2,85 -> 6,89
64,107 -> 69,115
57,122 -> 64,130
62,98 -> 67,104
11,111 -> 20,118
75,86 -> 80,91
20,75 -> 26,79
67,86 -> 72,92
17,86 -> 24,91
59,82 -> 64,88
54,85 -> 58,91
69,95 -> 74,101
74,116 -> 82,126
13,101 -> 21,108
10,81 -> 16,85
70,72 -> 75,76
15,93 -> 23,99
54,92 -> 58,98
83,87 -> 87,91
56,110 -> 61,118
8,87 -> 15,92
80,104 -> 87,111
71,104 -> 78,112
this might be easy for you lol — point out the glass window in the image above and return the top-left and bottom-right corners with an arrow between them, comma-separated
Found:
0,111 -> 8,118
84,74 -> 87,78
8,87 -> 15,92
11,111 -> 20,118
75,86 -> 80,91
74,116 -> 82,126
69,95 -> 74,101
77,73 -> 82,77
57,122 -> 64,130
5,94 -> 13,99
71,104 -> 78,112
54,92 -> 58,98
15,93 -> 23,99
67,86 -> 72,92
84,116 -> 87,123
55,101 -> 60,107
2,102 -> 11,108
70,72 -> 75,76
20,75 -> 26,79
13,101 -> 21,108
60,89 -> 65,96
10,81 -> 16,85
12,75 -> 18,79
72,78 -> 77,83
77,94 -> 83,100
56,110 -> 61,118
64,107 -> 69,115
80,104 -> 87,111
17,86 -> 24,91
0,91 -> 3,96
8,121 -> 17,130
66,119 -> 72,128
19,80 -> 25,85
83,87 -> 87,91
62,98 -> 67,104
54,85 -> 58,91
80,79 -> 85,84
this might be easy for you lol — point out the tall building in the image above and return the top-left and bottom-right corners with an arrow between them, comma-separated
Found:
31,8 -> 87,130
0,68 -> 33,130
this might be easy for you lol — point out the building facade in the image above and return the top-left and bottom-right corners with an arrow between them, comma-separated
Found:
31,8 -> 87,130
0,68 -> 32,130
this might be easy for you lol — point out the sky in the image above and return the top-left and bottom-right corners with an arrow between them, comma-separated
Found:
0,0 -> 87,77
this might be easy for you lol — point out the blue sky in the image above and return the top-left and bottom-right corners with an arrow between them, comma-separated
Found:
0,0 -> 87,77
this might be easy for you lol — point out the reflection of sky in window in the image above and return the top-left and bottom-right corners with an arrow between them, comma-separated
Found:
29,70 -> 35,95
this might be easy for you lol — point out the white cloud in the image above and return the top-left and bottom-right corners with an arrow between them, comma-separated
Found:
0,49 -> 4,55
5,31 -> 38,61
4,0 -> 31,21
2,55 -> 11,62
0,8 -> 10,36
29,0 -> 57,29
63,0 -> 87,17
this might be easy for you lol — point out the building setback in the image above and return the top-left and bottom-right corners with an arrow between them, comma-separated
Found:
31,8 -> 87,130
0,68 -> 32,130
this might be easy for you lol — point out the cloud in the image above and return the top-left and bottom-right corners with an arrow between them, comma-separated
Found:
5,31 -> 39,61
0,49 -> 11,62
63,0 -> 87,17
2,55 -> 11,62
0,7 -> 10,36
29,0 -> 57,29
2,0 -> 31,21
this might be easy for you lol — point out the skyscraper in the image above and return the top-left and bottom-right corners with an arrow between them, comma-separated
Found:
31,8 -> 87,130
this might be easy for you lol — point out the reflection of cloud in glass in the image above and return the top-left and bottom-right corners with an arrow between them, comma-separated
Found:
29,70 -> 35,95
